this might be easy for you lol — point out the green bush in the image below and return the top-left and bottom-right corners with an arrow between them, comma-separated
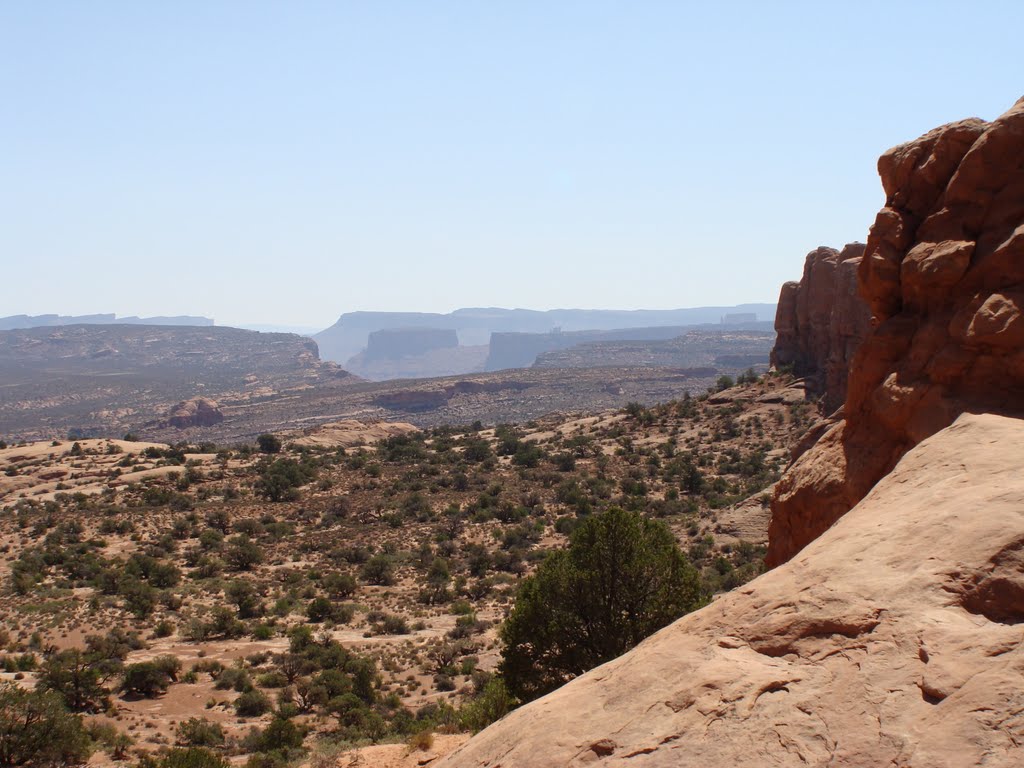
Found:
35,649 -> 109,712
176,717 -> 225,748
0,683 -> 91,767
235,689 -> 273,717
122,662 -> 172,697
500,507 -> 705,702
257,434 -> 282,454
360,554 -> 396,586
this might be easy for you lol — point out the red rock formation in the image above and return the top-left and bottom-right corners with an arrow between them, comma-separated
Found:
770,243 -> 870,413
768,97 -> 1024,566
439,414 -> 1024,768
166,397 -> 224,429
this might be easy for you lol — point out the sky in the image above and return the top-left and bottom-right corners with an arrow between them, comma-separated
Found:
1,1 -> 1021,330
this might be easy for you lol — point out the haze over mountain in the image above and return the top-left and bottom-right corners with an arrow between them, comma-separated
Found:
0,313 -> 214,330
314,304 -> 775,368
3,3 -> 1024,767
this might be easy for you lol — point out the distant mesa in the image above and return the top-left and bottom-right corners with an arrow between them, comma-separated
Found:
721,312 -> 758,324
164,397 -> 224,429
364,327 -> 458,361
0,313 -> 214,330
313,305 -> 776,367
530,329 -> 775,371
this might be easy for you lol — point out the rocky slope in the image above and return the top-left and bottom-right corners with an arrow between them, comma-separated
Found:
532,330 -> 773,370
770,243 -> 870,412
0,325 -> 355,440
439,412 -> 1024,767
768,97 -> 1024,566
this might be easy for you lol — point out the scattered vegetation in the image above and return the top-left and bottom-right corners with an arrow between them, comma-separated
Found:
0,371 -> 803,763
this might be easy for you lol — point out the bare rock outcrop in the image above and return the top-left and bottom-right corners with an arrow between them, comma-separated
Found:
768,98 -> 1024,566
770,243 -> 870,412
439,413 -> 1024,768
373,380 -> 535,412
165,397 -> 223,429
289,419 -> 418,449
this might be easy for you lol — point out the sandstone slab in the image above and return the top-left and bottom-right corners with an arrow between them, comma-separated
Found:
439,413 -> 1024,768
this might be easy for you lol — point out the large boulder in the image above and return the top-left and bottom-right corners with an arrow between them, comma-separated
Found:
439,413 -> 1024,767
165,397 -> 223,429
768,97 -> 1024,566
770,243 -> 871,413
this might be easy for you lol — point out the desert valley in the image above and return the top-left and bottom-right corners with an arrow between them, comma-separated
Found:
3,4 -> 1024,766
3,97 -> 1023,767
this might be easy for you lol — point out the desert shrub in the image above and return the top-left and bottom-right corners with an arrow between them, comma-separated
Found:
122,662 -> 172,697
225,535 -> 263,571
226,580 -> 263,618
254,458 -> 316,502
154,619 -> 176,638
257,434 -> 282,454
0,683 -> 91,767
500,507 -> 705,702
214,666 -> 252,692
321,572 -> 356,598
249,717 -> 306,752
408,729 -> 434,751
234,689 -> 273,717
176,717 -> 225,747
86,721 -> 133,759
360,554 -> 396,586
35,649 -> 109,712
458,676 -> 517,732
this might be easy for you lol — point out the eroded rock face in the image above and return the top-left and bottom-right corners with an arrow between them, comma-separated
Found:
165,397 -> 223,429
768,98 -> 1024,566
363,327 -> 458,361
439,414 -> 1024,768
770,243 -> 870,413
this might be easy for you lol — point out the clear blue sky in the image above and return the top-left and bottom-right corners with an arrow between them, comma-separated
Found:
2,1 -> 1021,329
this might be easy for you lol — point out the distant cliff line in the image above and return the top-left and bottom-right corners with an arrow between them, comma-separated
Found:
0,313 -> 214,330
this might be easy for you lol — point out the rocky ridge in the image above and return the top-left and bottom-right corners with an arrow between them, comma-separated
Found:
768,97 -> 1024,566
770,243 -> 870,413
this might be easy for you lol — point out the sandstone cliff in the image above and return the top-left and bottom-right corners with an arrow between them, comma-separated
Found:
439,413 -> 1024,767
768,97 -> 1024,566
363,327 -> 458,361
770,243 -> 870,413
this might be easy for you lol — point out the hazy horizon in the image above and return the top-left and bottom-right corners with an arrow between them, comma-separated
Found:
3,2 -> 1021,327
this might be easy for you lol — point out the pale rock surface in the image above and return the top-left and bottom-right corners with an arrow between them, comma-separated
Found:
712,484 -> 775,544
288,419 -> 418,449
439,413 -> 1024,768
